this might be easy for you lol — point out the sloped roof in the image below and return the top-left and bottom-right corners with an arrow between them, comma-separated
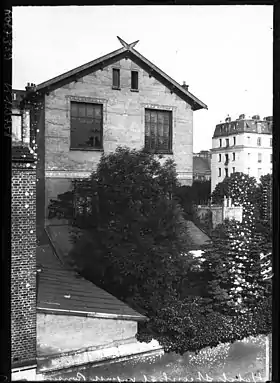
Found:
193,157 -> 211,175
26,37 -> 207,111
213,118 -> 272,138
37,244 -> 146,321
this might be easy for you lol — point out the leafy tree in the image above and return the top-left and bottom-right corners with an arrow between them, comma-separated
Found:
48,148 -> 272,355
211,172 -> 260,226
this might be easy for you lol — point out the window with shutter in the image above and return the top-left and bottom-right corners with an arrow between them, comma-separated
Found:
144,109 -> 172,153
70,102 -> 103,150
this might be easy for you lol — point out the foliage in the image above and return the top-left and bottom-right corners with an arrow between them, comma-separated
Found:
211,172 -> 260,226
175,180 -> 211,220
48,149 -> 272,355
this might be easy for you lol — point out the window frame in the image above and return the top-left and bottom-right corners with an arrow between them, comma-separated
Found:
131,70 -> 139,91
70,101 -> 103,151
112,68 -> 120,90
144,108 -> 173,154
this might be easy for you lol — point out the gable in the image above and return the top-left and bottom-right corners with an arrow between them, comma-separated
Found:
29,42 -> 207,111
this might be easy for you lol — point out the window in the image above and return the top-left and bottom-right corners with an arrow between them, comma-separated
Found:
233,137 -> 236,145
145,109 -> 172,153
219,139 -> 222,147
257,137 -> 262,146
218,168 -> 221,177
225,168 -> 228,177
131,71 -> 139,90
270,154 -> 273,163
258,153 -> 262,163
232,152 -> 235,161
112,68 -> 120,89
225,154 -> 229,165
257,168 -> 262,178
226,138 -> 229,147
70,102 -> 103,150
219,154 -> 221,162
270,138 -> 272,146
232,167 -> 235,173
12,114 -> 22,143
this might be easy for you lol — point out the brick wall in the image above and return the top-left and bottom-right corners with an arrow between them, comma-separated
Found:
11,161 -> 37,367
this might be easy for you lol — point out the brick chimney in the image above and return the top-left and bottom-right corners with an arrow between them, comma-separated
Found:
182,81 -> 189,91
25,82 -> 37,92
225,116 -> 231,123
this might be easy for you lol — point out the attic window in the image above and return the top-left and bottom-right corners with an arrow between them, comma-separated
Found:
131,71 -> 139,91
112,68 -> 120,89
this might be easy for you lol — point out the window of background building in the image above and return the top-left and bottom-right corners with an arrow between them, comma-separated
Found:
225,153 -> 229,164
257,137 -> 262,146
258,153 -> 262,163
233,137 -> 236,145
247,167 -> 250,175
225,168 -> 228,177
247,136 -> 250,144
145,109 -> 172,153
70,102 -> 103,150
232,152 -> 235,161
112,68 -> 120,89
270,154 -> 273,163
226,138 -> 229,147
257,168 -> 262,178
218,168 -> 221,177
270,138 -> 272,146
232,167 -> 235,173
219,139 -> 222,147
131,71 -> 139,90
219,153 -> 221,162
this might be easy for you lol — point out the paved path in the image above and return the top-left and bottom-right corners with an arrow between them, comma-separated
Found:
185,220 -> 211,248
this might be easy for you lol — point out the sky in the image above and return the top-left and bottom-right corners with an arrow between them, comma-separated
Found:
12,5 -> 273,152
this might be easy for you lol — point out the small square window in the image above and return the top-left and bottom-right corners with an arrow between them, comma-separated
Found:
131,71 -> 139,91
112,68 -> 120,89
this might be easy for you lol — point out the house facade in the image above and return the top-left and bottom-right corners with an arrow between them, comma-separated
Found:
15,37 -> 207,243
211,114 -> 272,192
193,150 -> 211,181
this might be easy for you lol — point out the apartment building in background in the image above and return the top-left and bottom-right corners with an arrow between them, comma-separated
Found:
193,150 -> 211,181
211,114 -> 273,192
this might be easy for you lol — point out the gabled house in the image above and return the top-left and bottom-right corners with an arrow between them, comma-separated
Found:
14,36 -> 207,243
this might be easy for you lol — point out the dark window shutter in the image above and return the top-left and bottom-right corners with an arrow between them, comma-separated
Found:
112,68 -> 120,88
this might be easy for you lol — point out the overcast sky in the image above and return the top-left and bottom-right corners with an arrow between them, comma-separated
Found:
12,5 -> 273,152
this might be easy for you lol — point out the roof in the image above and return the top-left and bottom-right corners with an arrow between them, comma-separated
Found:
185,220 -> 211,247
25,37 -> 207,111
37,244 -> 146,321
213,118 -> 272,138
193,157 -> 211,175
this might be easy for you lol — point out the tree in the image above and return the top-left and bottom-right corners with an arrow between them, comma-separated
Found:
211,172 -> 260,226
49,148 -> 272,355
